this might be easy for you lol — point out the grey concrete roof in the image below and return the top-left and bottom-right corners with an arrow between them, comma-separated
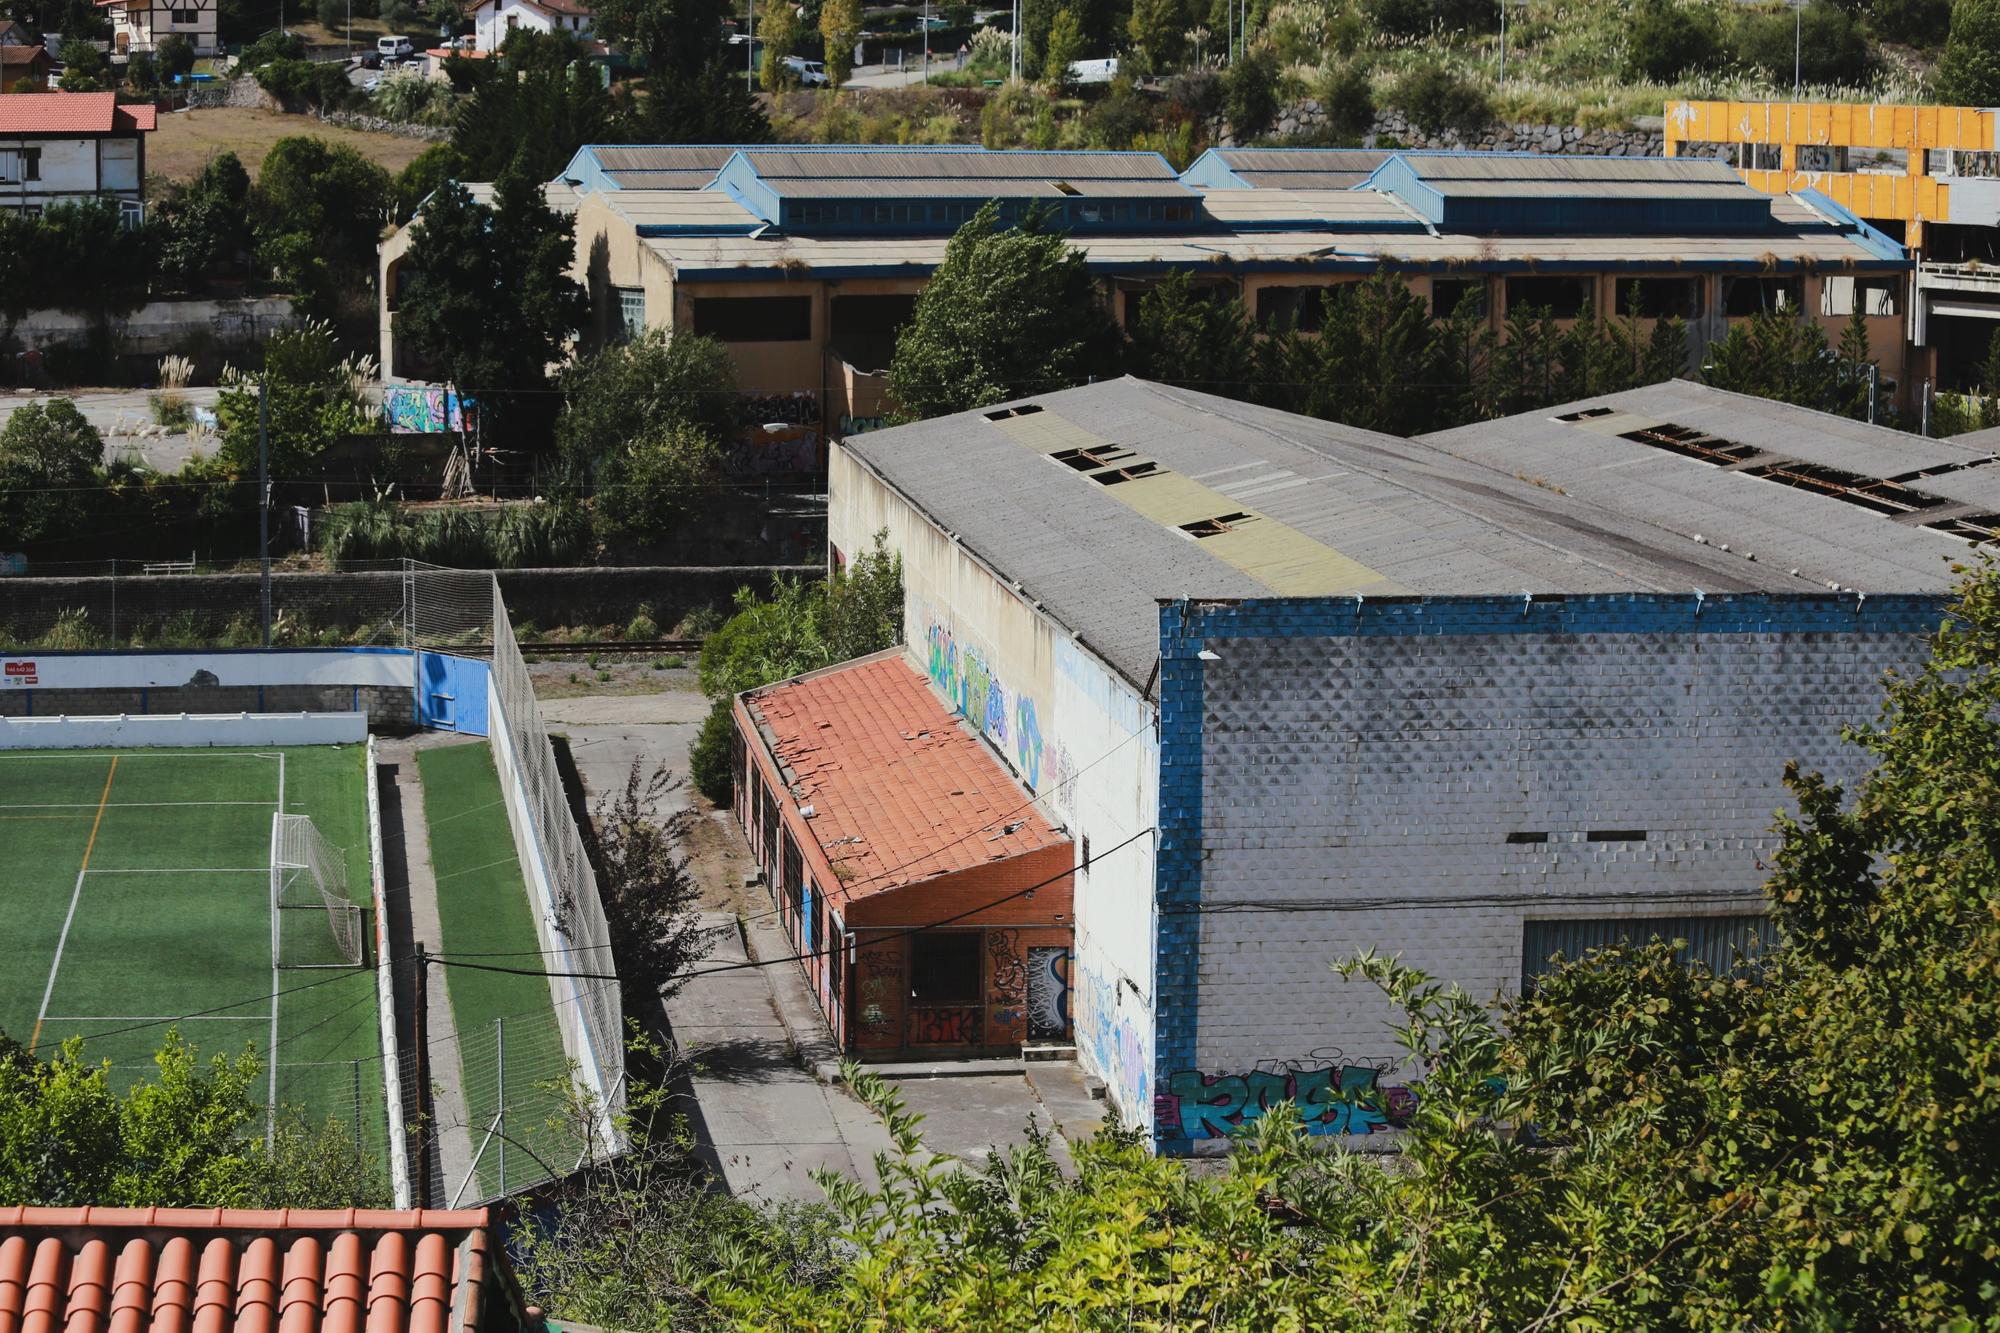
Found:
461,180 -> 580,214
735,148 -> 1180,180
842,378 -> 1969,689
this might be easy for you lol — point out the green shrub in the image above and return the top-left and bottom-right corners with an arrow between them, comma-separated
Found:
689,697 -> 738,806
1318,58 -> 1376,143
1624,0 -> 1723,81
1868,0 -> 1950,43
493,501 -> 589,568
1731,1 -> 1874,85
1933,0 -> 2000,102
625,611 -> 661,640
1224,49 -> 1280,140
1393,61 -> 1491,137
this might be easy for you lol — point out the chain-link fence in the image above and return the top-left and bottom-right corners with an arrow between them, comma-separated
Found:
0,562 -> 411,650
482,569 -> 627,1156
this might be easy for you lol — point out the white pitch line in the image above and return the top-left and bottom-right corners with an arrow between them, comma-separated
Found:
44,1014 -> 274,1023
0,801 -> 278,810
85,867 -> 270,875
31,757 -> 118,1052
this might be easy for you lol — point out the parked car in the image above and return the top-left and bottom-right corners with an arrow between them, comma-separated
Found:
376,33 -> 414,59
357,49 -> 382,67
783,55 -> 828,85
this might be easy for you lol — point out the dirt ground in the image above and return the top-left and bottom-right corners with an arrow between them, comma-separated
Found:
526,652 -> 704,699
148,106 -> 433,182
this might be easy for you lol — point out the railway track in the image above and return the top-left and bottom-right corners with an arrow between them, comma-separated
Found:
512,638 -> 705,656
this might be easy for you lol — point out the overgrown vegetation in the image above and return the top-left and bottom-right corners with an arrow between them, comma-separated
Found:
0,1029 -> 385,1207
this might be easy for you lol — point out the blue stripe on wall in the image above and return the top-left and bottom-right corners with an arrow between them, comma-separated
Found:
1153,599 -> 1208,1154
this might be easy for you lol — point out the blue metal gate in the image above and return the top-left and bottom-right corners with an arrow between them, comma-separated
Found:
417,651 -> 490,735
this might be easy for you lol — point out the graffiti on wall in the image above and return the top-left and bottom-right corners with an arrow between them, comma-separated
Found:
1155,1062 -> 1418,1141
908,1006 -> 981,1045
1026,947 -> 1070,1039
924,616 -> 1059,790
1079,966 -> 1149,1123
731,392 -> 822,474
383,384 -> 470,433
857,944 -> 901,1036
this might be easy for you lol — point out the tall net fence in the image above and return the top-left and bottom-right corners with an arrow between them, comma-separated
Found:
0,563 -> 412,650
403,561 -> 496,652
481,568 -> 627,1156
273,812 -> 366,969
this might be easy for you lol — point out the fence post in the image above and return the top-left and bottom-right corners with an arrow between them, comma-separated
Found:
351,1058 -> 363,1204
413,942 -> 430,1206
495,1016 -> 506,1197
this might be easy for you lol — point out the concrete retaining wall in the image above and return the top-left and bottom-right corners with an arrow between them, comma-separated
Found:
7,297 -> 299,354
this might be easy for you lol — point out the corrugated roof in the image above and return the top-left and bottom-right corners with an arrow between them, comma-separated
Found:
1398,153 -> 1741,183
733,147 -> 1177,181
0,1207 -> 526,1333
1215,148 -> 1391,174
604,189 -> 757,229
589,145 -> 737,172
842,379 -> 1966,688
741,652 -> 1068,901
462,180 -> 580,214
762,175 -> 1193,200
602,168 -> 722,189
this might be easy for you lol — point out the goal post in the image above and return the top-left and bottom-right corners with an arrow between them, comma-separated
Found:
272,812 -> 365,969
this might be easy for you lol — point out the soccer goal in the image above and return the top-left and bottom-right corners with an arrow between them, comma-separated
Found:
272,812 -> 365,968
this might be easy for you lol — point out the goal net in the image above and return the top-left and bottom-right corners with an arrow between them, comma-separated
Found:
272,812 -> 365,968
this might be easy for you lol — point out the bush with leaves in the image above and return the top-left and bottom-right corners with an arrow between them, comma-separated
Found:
1223,47 -> 1279,139
0,399 -> 103,549
1624,0 -> 1722,81
0,1028 -> 386,1207
1731,0 -> 1874,84
1933,0 -> 2000,102
251,136 -> 392,333
1392,60 -> 1491,137
215,319 -> 378,477
588,761 -> 715,1004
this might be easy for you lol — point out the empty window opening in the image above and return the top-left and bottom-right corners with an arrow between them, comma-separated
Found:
1722,276 -> 1802,318
1523,914 -> 1771,993
1614,277 -> 1704,320
1586,829 -> 1648,842
1821,275 -> 1900,318
1180,512 -> 1255,538
983,404 -> 1044,421
910,931 -> 982,1005
1505,831 -> 1550,844
1255,285 -> 1330,333
1431,278 -> 1486,320
1505,276 -> 1593,320
691,295 -> 810,342
1555,407 -> 1613,422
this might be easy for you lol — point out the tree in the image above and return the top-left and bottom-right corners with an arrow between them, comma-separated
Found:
1223,47 -> 1278,139
1933,0 -> 2000,104
1731,0 -> 1873,85
590,762 -> 715,1005
156,31 -> 195,78
887,202 -> 1122,419
251,137 -> 393,336
396,156 -> 588,449
556,327 -> 739,492
591,421 -> 723,535
1125,0 -> 1189,72
56,35 -> 106,88
758,0 -> 799,89
1040,4 -> 1083,88
630,56 -> 773,144
0,399 -> 102,548
1129,271 -> 1256,395
214,319 -> 378,477
157,152 -> 253,291
1623,0 -> 1721,81
819,0 -> 860,84
1392,59 -> 1491,137
1700,308 -> 1840,408
589,0 -> 728,78
392,142 -> 467,223
450,36 -> 621,179
0,1029 -> 385,1207
1306,272 -> 1446,434
1020,0 -> 1059,72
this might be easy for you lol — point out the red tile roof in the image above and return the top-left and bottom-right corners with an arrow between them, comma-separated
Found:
0,92 -> 155,135
1,44 -> 52,65
0,1207 -> 528,1333
742,652 -> 1068,903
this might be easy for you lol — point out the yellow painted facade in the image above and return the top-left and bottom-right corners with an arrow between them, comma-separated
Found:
1665,100 -> 2000,246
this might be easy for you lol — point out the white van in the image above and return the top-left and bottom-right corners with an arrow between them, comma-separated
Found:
377,34 -> 414,60
782,55 -> 829,86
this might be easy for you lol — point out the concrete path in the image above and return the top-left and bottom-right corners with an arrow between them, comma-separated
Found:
374,734 -> 478,1204
1,387 -> 222,475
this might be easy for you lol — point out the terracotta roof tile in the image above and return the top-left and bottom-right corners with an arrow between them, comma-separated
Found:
743,652 -> 1068,902
0,1211 -> 522,1333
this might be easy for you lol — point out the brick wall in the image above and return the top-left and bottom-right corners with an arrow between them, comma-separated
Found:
1155,592 -> 1947,1151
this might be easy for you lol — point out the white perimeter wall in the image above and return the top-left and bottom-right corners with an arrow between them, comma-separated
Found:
831,445 -> 1161,1127
1190,627 -> 1931,1081
0,649 -> 412,690
0,710 -> 367,749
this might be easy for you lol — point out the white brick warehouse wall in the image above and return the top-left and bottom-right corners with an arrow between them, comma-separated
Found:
1153,593 -> 1946,1151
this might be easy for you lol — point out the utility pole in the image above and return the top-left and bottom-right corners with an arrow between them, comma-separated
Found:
922,0 -> 929,83
746,0 -> 754,91
494,1017 -> 506,1196
258,374 -> 271,648
1793,0 -> 1802,97
1868,363 -> 1879,424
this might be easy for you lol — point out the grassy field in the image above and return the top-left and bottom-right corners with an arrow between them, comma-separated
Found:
148,106 -> 433,182
417,740 -> 573,1196
0,744 -> 388,1160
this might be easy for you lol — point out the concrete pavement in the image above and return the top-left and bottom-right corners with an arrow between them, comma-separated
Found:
1,387 -> 222,475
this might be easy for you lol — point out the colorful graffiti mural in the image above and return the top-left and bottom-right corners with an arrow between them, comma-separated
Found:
1079,965 -> 1150,1125
732,392 -> 822,474
908,1006 -> 981,1045
1026,947 -> 1070,1039
383,384 -> 470,433
1155,1064 -> 1418,1141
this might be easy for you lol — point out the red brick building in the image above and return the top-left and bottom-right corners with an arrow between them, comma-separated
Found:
734,650 -> 1075,1058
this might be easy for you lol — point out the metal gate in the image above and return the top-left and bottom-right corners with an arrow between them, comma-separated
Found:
417,651 -> 490,735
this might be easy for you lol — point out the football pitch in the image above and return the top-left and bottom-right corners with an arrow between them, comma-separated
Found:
0,746 -> 387,1151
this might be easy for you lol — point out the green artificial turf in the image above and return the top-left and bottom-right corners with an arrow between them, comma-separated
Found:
0,745 -> 388,1164
415,740 -> 572,1195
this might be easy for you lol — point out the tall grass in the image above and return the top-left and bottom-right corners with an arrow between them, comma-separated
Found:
319,501 -> 591,570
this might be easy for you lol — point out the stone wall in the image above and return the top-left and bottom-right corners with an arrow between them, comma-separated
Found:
1247,103 -> 1667,155
319,110 -> 451,142
7,297 -> 299,356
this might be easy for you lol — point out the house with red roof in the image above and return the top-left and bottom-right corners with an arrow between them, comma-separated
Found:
0,92 -> 156,218
97,0 -> 220,58
0,41 -> 53,93
469,0 -> 593,54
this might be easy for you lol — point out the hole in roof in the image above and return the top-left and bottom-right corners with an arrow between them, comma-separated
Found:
1921,512 -> 2000,543
1052,444 -> 1138,471
1092,461 -> 1160,485
1587,829 -> 1648,842
1555,406 -> 1615,422
1052,181 -> 1080,196
1505,831 -> 1549,844
1180,512 -> 1255,538
983,404 -> 1044,421
1741,460 -> 1948,517
1618,423 -> 1760,465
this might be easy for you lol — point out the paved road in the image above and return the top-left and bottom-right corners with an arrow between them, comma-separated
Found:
0,387 -> 223,474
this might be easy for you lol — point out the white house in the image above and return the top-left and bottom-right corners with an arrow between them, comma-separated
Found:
96,0 -> 219,56
0,92 -> 155,217
469,0 -> 592,52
